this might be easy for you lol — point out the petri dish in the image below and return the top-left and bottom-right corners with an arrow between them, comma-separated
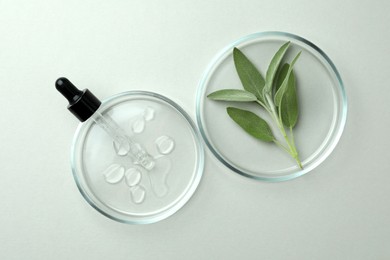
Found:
196,31 -> 347,182
71,91 -> 204,224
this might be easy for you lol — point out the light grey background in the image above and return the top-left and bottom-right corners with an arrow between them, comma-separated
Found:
0,0 -> 389,259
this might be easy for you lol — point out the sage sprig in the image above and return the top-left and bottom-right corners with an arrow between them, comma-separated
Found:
207,42 -> 303,169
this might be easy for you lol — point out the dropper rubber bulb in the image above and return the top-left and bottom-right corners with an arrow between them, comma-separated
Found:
55,77 -> 83,103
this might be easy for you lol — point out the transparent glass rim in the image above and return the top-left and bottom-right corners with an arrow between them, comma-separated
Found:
71,91 -> 205,224
196,31 -> 347,182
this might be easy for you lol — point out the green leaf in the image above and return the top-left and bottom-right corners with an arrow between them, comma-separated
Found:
264,41 -> 290,94
207,89 -> 257,102
274,63 -> 289,94
233,48 -> 265,102
280,68 -> 298,128
274,51 -> 301,106
226,107 -> 274,142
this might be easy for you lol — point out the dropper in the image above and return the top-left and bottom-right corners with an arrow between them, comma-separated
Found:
55,77 -> 155,170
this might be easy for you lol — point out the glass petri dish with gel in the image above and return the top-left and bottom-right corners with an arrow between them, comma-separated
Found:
56,78 -> 204,224
196,32 -> 347,182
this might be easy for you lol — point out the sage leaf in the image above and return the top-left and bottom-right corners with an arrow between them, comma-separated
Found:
264,41 -> 290,94
233,48 -> 265,102
274,51 -> 301,106
227,107 -> 274,142
280,66 -> 298,128
207,89 -> 257,102
274,63 -> 289,94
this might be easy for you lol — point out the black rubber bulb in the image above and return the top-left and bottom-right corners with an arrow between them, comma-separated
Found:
55,77 -> 101,122
55,77 -> 83,103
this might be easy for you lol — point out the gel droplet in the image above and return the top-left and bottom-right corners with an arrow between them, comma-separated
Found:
155,136 -> 175,155
113,138 -> 130,156
130,186 -> 146,204
125,168 -> 142,187
132,118 -> 145,133
143,107 -> 155,121
148,157 -> 171,197
103,164 -> 124,184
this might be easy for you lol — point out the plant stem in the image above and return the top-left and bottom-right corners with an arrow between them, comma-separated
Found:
289,126 -> 302,169
255,100 -> 272,114
263,94 -> 303,169
273,139 -> 290,153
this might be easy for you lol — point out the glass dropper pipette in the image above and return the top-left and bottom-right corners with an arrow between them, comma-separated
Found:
55,77 -> 155,170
